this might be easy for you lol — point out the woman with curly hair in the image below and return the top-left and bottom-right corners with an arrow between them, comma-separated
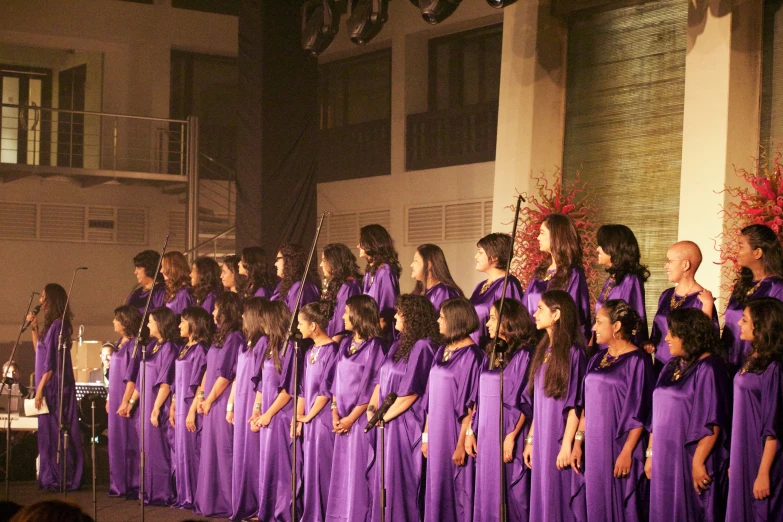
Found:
411,243 -> 463,312
359,224 -> 401,338
367,294 -> 438,522
646,308 -> 732,522
722,224 -> 783,372
126,250 -> 165,313
239,246 -> 277,299
220,254 -> 246,295
194,292 -> 245,518
467,298 -> 537,522
727,298 -> 783,521
190,256 -> 222,315
161,251 -> 194,315
272,242 -> 321,314
320,243 -> 362,341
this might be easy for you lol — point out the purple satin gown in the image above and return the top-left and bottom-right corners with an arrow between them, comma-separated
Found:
649,288 -> 718,364
371,338 -> 436,522
139,339 -> 177,506
722,277 -> 783,372
193,330 -> 244,518
126,282 -> 165,314
525,267 -> 591,343
726,361 -> 783,521
424,344 -> 484,522
301,341 -> 340,522
198,290 -> 218,315
473,347 -> 533,522
469,277 -> 524,348
595,275 -> 649,347
108,337 -> 141,498
583,349 -> 653,522
425,283 -> 462,312
273,280 -> 322,315
230,337 -> 266,520
165,286 -> 194,316
254,285 -> 272,298
172,340 -> 208,510
363,264 -> 400,339
529,345 -> 587,522
325,337 -> 386,522
327,280 -> 362,338
649,355 -> 732,522
35,320 -> 83,491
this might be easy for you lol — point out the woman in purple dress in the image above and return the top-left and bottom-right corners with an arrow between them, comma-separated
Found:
645,308 -> 732,522
240,246 -> 277,299
169,306 -> 211,510
126,250 -> 165,313
525,214 -> 591,344
523,290 -> 587,522
138,307 -> 178,506
359,224 -> 401,340
221,254 -> 246,295
29,283 -> 84,491
325,295 -> 386,522
161,251 -> 194,315
422,297 -> 484,522
190,256 -> 222,315
470,233 -> 524,348
193,292 -> 244,518
368,294 -> 438,522
296,301 -> 341,522
273,242 -> 321,314
321,243 -> 362,342
727,298 -> 783,521
722,224 -> 783,373
411,243 -> 463,312
572,300 -> 653,521
107,304 -> 142,498
467,298 -> 537,522
593,225 -> 649,348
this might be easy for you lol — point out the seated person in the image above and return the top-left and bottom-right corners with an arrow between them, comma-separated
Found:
88,342 -> 116,387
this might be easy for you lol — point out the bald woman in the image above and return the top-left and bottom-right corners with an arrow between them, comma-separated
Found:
645,241 -> 718,364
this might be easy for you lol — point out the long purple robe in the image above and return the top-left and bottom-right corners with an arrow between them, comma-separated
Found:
325,337 -> 386,522
371,338 -> 436,522
165,286 -> 194,316
726,361 -> 783,521
138,339 -> 177,506
363,264 -> 400,339
327,280 -> 362,338
230,337 -> 266,520
108,337 -> 141,498
426,283 -> 462,312
649,355 -> 732,522
254,285 -> 272,298
469,277 -> 524,347
301,341 -> 340,522
473,347 -> 533,522
525,267 -> 591,343
126,282 -> 165,314
595,275 -> 649,347
273,280 -> 321,315
172,340 -> 208,510
424,344 -> 484,522
649,288 -> 719,364
529,345 -> 587,522
722,277 -> 783,372
583,349 -> 653,522
193,330 -> 244,518
198,290 -> 219,315
35,319 -> 83,491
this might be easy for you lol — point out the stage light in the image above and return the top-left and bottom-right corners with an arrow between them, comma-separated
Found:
485,0 -> 519,7
302,0 -> 342,56
346,0 -> 389,45
411,0 -> 463,24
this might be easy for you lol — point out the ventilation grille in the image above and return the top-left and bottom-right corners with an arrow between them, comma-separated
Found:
317,209 -> 392,251
405,198 -> 492,245
0,202 -> 36,239
168,211 -> 187,251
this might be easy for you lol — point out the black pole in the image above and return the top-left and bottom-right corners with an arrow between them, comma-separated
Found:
379,419 -> 386,522
91,400 -> 97,522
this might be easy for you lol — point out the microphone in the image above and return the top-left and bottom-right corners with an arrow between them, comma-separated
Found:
365,392 -> 397,432
21,305 -> 41,333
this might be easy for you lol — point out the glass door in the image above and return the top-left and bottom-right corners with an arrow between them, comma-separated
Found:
0,67 -> 52,165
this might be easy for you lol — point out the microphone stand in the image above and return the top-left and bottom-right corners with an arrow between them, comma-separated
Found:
490,194 -> 524,522
132,235 -> 169,522
288,211 -> 328,522
57,267 -> 88,495
2,291 -> 38,500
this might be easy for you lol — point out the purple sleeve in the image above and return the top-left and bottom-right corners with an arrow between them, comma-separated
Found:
40,321 -> 60,374
278,341 -> 301,396
250,338 -> 268,391
318,345 -> 340,397
514,349 -> 534,421
153,342 -> 178,388
357,339 -> 386,406
648,290 -> 668,347
395,340 -> 435,397
455,348 -> 483,421
152,284 -> 166,309
685,358 -> 732,446
201,292 -> 217,315
124,339 -> 141,384
185,344 -> 208,399
506,276 -> 524,302
567,269 -> 592,344
761,362 -> 783,441
369,266 -> 400,321
563,346 -> 587,421
617,354 -> 654,438
214,331 -> 242,381
625,276 -> 649,344
332,281 -> 361,336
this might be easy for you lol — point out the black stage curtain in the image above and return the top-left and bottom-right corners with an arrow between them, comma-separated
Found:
237,0 -> 318,253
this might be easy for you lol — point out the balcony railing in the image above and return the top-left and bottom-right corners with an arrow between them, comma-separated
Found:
318,119 -> 391,182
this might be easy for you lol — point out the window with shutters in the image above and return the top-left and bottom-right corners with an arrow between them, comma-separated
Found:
404,198 -> 493,246
316,209 -> 392,253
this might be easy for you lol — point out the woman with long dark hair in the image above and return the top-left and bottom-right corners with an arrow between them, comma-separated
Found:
320,243 -> 362,341
126,250 -> 165,313
161,251 -> 194,315
411,243 -> 463,311
523,290 -> 587,522
273,242 -> 321,314
722,224 -> 783,372
359,224 -> 401,338
220,254 -> 246,295
325,295 -> 386,522
28,283 -> 83,491
190,256 -> 222,315
240,246 -> 277,299
170,306 -> 211,510
368,294 -> 438,522
470,233 -> 524,349
468,298 -> 537,522
525,214 -> 591,344
106,305 -> 142,498
726,298 -> 783,521
193,292 -> 245,518
646,308 -> 731,522
571,300 -> 653,522
422,297 -> 484,522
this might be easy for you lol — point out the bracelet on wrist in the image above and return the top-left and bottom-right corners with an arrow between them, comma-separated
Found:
466,427 -> 475,437
645,448 -> 653,458
421,433 -> 428,443
524,435 -> 533,446
331,401 -> 338,410
196,391 -> 205,399
253,402 -> 262,412
128,398 -> 136,405
227,403 -> 234,412
574,430 -> 585,442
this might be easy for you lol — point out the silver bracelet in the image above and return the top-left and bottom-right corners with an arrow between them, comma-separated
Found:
574,430 -> 585,441
253,402 -> 262,412
226,403 -> 234,412
421,433 -> 428,443
645,448 -> 653,458
466,427 -> 475,437
524,435 -> 533,446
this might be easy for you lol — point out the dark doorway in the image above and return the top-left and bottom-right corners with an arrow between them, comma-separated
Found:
0,65 -> 53,166
57,64 -> 87,168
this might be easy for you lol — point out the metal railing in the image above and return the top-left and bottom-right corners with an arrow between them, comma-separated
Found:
184,225 -> 236,260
